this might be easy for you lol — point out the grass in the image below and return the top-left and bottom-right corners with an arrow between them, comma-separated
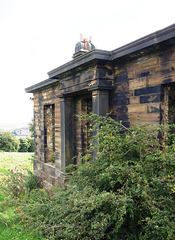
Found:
0,152 -> 33,174
0,152 -> 45,240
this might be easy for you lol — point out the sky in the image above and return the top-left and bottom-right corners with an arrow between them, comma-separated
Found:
0,0 -> 175,129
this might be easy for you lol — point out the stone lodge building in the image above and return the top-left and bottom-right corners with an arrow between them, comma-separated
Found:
26,24 -> 175,187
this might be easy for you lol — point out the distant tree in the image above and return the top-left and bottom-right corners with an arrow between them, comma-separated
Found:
29,119 -> 34,138
28,119 -> 35,152
27,137 -> 34,152
0,132 -> 19,152
18,137 -> 34,152
12,130 -> 17,136
18,138 -> 29,152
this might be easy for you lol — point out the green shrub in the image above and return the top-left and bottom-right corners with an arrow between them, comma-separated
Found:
1,168 -> 42,199
0,153 -> 44,240
24,170 -> 42,192
0,132 -> 19,152
19,114 -> 175,240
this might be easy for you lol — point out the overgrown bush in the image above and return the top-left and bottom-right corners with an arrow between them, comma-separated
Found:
3,114 -> 175,239
0,166 -> 44,239
0,132 -> 19,152
0,168 -> 42,200
25,170 -> 42,192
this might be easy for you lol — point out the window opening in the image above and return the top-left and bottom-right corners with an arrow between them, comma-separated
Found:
73,95 -> 92,163
44,104 -> 55,163
162,84 -> 175,144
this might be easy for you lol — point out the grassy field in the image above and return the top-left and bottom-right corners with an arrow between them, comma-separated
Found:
0,152 -> 44,240
0,152 -> 33,174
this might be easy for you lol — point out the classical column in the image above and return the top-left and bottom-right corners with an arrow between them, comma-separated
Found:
60,96 -> 74,171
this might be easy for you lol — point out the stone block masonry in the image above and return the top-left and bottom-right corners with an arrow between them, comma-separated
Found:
112,44 -> 175,126
26,24 -> 175,186
33,83 -> 62,187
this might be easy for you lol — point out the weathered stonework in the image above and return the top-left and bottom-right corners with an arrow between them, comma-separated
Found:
26,24 -> 175,187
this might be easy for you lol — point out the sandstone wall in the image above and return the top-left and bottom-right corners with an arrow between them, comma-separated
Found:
33,83 -> 62,187
111,45 -> 175,127
32,42 -> 175,187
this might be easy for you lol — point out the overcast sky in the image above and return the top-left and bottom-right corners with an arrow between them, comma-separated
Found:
0,0 -> 175,129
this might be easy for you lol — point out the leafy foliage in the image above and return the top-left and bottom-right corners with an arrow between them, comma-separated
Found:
0,132 -> 34,153
16,114 -> 175,239
0,153 -> 44,239
1,114 -> 175,239
29,119 -> 34,138
18,137 -> 34,152
0,132 -> 19,152
27,137 -> 35,152
18,138 -> 29,152
1,169 -> 43,200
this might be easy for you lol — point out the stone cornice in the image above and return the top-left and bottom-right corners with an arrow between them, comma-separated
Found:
25,78 -> 59,93
25,24 -> 175,93
112,24 -> 175,59
47,49 -> 112,79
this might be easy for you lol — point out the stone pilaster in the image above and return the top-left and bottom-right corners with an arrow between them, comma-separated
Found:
92,89 -> 109,116
60,96 -> 74,171
91,89 -> 110,156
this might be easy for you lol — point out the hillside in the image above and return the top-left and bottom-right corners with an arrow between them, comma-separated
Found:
0,126 -> 31,139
